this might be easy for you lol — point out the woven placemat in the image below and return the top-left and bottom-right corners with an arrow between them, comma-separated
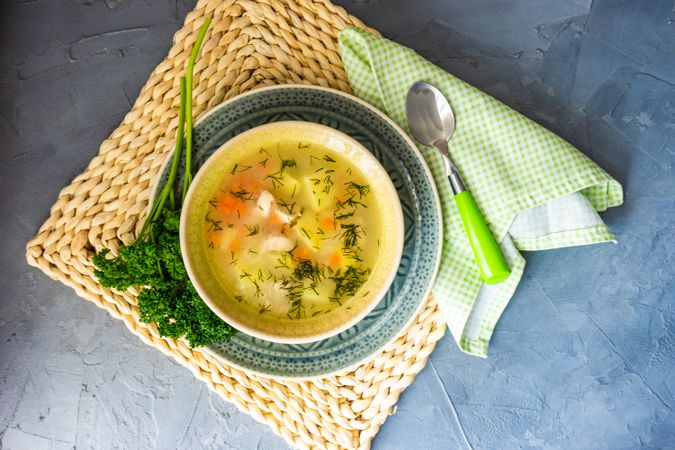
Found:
25,0 -> 446,448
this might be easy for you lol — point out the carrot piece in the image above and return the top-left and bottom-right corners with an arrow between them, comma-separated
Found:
234,203 -> 247,217
208,231 -> 221,244
320,216 -> 336,229
267,211 -> 286,233
295,247 -> 312,260
271,212 -> 286,225
329,250 -> 341,268
216,195 -> 237,214
216,191 -> 250,220
229,238 -> 241,253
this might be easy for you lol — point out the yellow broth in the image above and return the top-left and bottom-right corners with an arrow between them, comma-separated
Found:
204,140 -> 382,320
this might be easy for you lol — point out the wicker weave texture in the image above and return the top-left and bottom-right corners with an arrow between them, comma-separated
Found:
25,1 -> 446,448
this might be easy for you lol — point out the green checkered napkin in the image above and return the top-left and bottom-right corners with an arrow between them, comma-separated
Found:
338,28 -> 623,357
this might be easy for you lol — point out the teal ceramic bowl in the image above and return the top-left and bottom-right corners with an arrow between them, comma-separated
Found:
153,85 -> 442,378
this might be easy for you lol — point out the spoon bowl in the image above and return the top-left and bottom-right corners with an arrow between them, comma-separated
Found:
406,81 -> 456,147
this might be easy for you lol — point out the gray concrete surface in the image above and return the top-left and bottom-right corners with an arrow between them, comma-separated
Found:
1,0 -> 674,448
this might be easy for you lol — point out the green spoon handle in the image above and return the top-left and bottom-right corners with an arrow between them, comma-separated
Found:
454,190 -> 510,284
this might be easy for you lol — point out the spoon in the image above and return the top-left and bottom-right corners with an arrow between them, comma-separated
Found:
406,81 -> 510,284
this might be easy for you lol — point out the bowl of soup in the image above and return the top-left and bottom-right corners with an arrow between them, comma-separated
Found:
181,121 -> 404,343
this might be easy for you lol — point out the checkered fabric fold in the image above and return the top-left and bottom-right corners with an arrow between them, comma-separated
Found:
338,28 -> 623,356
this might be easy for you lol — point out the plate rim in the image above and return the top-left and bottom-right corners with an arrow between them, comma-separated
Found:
149,84 -> 444,380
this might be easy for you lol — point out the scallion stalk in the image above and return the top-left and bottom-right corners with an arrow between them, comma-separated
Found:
138,17 -> 211,241
182,17 -> 212,202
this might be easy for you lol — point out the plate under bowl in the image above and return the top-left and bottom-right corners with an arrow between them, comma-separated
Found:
151,84 -> 442,379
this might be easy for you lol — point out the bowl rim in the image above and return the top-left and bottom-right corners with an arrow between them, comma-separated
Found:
180,119 -> 405,344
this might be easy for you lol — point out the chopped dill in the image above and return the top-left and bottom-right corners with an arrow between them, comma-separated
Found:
323,154 -> 336,162
330,265 -> 370,298
277,199 -> 297,215
343,247 -> 364,262
275,253 -> 291,269
287,299 -> 305,319
239,269 -> 253,281
280,158 -> 297,172
334,210 -> 355,221
338,223 -> 363,250
264,171 -> 285,188
280,278 -> 304,303
244,224 -> 260,236
343,196 -> 366,209
345,181 -> 370,199
230,187 -> 253,201
306,281 -> 319,295
252,280 -> 262,297
292,259 -> 323,283
205,212 -> 222,232
321,174 -> 334,194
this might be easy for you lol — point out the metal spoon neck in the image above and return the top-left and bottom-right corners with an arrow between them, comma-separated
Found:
433,138 -> 450,156
448,165 -> 467,194
432,140 -> 466,194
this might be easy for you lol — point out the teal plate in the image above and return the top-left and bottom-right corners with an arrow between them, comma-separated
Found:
154,85 -> 442,379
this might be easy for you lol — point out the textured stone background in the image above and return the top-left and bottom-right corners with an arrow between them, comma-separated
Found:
1,0 -> 674,448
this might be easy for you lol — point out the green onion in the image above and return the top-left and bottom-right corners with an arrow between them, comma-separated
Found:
138,77 -> 187,241
182,17 -> 212,202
